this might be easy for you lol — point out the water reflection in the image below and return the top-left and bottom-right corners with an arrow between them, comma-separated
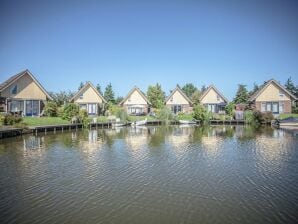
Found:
0,125 -> 298,224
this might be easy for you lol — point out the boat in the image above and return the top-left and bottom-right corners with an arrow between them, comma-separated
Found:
112,118 -> 130,127
112,122 -> 127,127
131,118 -> 147,126
178,120 -> 197,125
276,117 -> 298,127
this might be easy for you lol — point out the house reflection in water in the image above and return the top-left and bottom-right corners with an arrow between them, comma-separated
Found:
23,135 -> 45,151
124,127 -> 149,150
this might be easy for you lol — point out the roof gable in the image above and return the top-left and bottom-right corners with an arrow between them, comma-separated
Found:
0,69 -> 53,100
166,86 -> 193,105
70,82 -> 107,103
200,85 -> 228,103
249,79 -> 297,101
119,87 -> 150,105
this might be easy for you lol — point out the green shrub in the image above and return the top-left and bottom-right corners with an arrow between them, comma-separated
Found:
62,103 -> 80,120
57,106 -> 64,117
108,104 -> 123,116
259,112 -> 274,124
0,113 -> 4,126
3,114 -> 23,125
44,101 -> 58,117
225,102 -> 235,117
79,109 -> 90,127
116,109 -> 129,122
292,106 -> 298,114
192,105 -> 211,123
156,106 -> 173,124
245,110 -> 274,125
244,110 -> 254,124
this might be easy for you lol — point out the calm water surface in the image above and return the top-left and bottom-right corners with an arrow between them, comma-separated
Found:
0,125 -> 298,224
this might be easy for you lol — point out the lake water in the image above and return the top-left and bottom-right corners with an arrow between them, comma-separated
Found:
0,125 -> 298,224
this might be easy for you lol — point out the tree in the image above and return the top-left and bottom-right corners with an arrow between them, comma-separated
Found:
249,82 -> 259,97
234,84 -> 249,104
44,101 -> 58,117
104,83 -> 115,104
191,90 -> 201,105
147,83 -> 166,109
285,77 -> 298,97
78,82 -> 85,91
49,91 -> 75,106
225,102 -> 235,117
96,84 -> 103,95
182,83 -> 198,98
115,96 -> 124,104
201,85 -> 207,93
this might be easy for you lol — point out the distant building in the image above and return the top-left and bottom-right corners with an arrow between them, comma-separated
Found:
165,86 -> 193,114
119,86 -> 150,115
70,82 -> 106,116
249,79 -> 297,114
0,69 -> 52,116
200,85 -> 228,113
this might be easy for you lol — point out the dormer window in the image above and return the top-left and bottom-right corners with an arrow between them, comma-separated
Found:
10,85 -> 17,94
79,94 -> 83,99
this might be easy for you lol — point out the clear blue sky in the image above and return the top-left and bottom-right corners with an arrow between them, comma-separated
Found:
0,0 -> 297,100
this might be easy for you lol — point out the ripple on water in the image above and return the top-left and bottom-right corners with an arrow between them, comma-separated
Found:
0,126 -> 298,224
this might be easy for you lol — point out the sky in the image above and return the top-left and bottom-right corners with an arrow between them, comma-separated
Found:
0,0 -> 297,100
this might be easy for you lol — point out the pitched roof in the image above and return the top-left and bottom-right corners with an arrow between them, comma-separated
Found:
166,86 -> 193,105
0,69 -> 53,100
249,79 -> 297,101
70,81 -> 107,103
119,86 -> 150,105
200,85 -> 229,103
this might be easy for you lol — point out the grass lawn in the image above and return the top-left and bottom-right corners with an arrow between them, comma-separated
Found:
277,113 -> 298,119
23,117 -> 70,126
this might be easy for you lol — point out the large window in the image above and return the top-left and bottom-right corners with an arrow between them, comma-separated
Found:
128,106 -> 144,115
261,103 -> 266,112
10,100 -> 24,112
207,104 -> 216,113
171,105 -> 182,114
272,103 -> 278,113
279,103 -> 284,113
10,85 -> 17,94
266,103 -> 272,112
88,104 -> 97,115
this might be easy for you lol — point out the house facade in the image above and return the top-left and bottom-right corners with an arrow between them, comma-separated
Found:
0,69 -> 52,116
200,85 -> 228,113
119,87 -> 150,115
70,82 -> 106,116
249,79 -> 297,114
166,86 -> 193,114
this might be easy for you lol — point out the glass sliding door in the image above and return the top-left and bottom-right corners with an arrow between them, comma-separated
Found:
26,100 -> 40,116
26,101 -> 33,116
32,101 -> 39,116
87,104 -> 97,115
